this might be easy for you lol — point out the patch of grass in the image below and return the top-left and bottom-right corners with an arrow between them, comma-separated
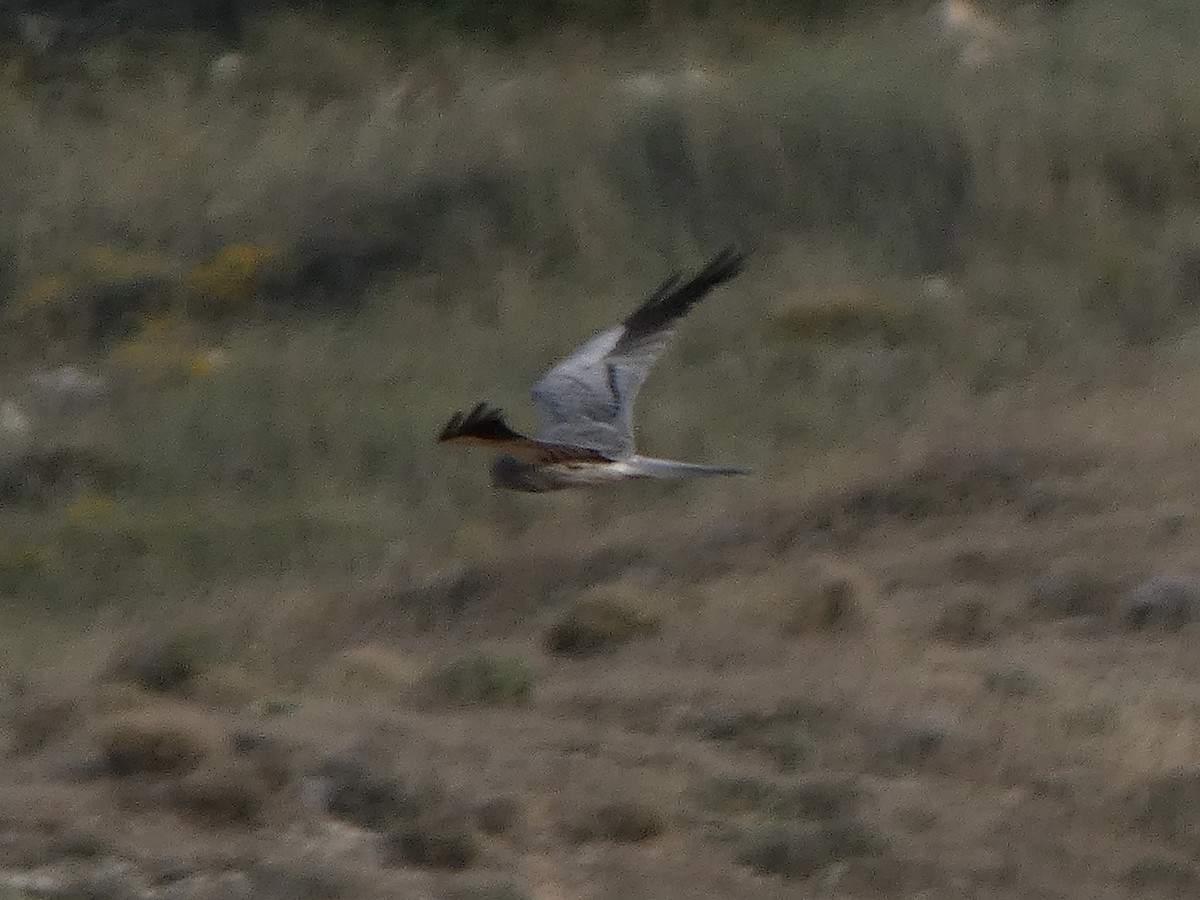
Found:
769,279 -> 956,348
424,653 -> 537,706
0,0 -> 1194,617
442,880 -> 532,900
872,721 -> 958,773
1121,856 -> 1198,893
8,693 -> 80,754
46,827 -> 111,860
697,774 -> 857,823
1130,769 -> 1200,849
933,590 -> 994,645
53,870 -> 144,900
543,596 -> 660,657
260,698 -> 303,717
568,799 -> 666,844
229,729 -> 295,791
383,811 -> 479,870
737,819 -> 887,879
1122,575 -> 1200,630
170,761 -> 269,827
323,644 -> 425,695
319,757 -> 444,832
474,796 -> 524,836
107,631 -> 218,695
1028,563 -> 1124,620
186,664 -> 263,710
251,858 -> 361,900
778,558 -> 873,636
689,703 -> 830,773
97,707 -> 217,776
982,664 -> 1040,697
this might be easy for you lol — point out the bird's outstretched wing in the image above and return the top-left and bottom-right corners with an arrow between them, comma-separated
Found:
437,402 -> 607,464
529,246 -> 745,459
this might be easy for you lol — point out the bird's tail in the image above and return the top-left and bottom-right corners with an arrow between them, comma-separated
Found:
623,455 -> 751,480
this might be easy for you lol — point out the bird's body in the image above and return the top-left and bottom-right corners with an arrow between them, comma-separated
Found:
439,248 -> 749,492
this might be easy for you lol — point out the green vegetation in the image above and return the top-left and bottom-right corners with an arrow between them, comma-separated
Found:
543,594 -> 661,656
424,653 -> 538,706
0,0 -> 1197,621
567,798 -> 666,843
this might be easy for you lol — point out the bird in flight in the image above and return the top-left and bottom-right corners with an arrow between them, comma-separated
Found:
438,247 -> 750,492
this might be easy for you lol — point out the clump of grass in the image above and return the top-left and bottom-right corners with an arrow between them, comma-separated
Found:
251,858 -> 361,900
47,827 -> 111,859
543,596 -> 660,657
442,880 -> 532,900
1122,575 -> 1200,631
184,242 -> 279,312
933,590 -> 994,645
872,720 -> 957,773
107,631 -> 218,695
97,707 -> 217,776
8,693 -> 80,754
383,811 -> 479,870
423,653 -> 537,706
56,870 -> 145,900
567,799 -> 666,844
689,703 -> 829,773
737,819 -> 886,879
1129,768 -> 1200,849
779,558 -> 873,636
473,796 -> 523,836
170,761 -> 269,827
1121,856 -> 1198,893
697,774 -> 857,823
324,644 -> 425,696
318,757 -> 444,832
1028,563 -> 1122,620
186,663 -> 263,710
769,279 -> 956,348
230,728 -> 295,791
982,664 -> 1040,697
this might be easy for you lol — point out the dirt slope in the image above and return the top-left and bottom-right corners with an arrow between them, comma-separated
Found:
5,366 -> 1200,900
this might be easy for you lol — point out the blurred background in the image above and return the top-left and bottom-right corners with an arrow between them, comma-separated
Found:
4,1 -> 1200,898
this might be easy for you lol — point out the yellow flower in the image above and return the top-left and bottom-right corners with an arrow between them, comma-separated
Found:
20,274 -> 69,310
67,493 -> 120,525
186,243 -> 277,305
188,348 -> 228,378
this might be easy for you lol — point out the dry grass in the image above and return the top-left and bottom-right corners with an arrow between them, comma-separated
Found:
96,706 -> 219,776
3,3 -> 1200,898
1,1 -> 1198,614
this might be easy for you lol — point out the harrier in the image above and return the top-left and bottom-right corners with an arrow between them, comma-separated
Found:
438,247 -> 750,492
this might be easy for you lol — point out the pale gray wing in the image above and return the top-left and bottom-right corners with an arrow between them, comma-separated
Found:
530,247 -> 745,459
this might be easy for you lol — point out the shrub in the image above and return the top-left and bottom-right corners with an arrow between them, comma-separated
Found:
383,812 -> 479,870
543,596 -> 660,657
97,707 -> 216,776
108,632 -> 218,694
569,799 -> 666,844
8,693 -> 80,754
737,819 -> 886,878
474,796 -> 523,836
425,653 -> 537,706
779,559 -> 872,635
318,757 -> 442,831
170,762 -> 268,827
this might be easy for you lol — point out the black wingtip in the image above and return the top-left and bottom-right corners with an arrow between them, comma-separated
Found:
701,244 -> 748,284
620,245 -> 748,343
437,401 -> 519,444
